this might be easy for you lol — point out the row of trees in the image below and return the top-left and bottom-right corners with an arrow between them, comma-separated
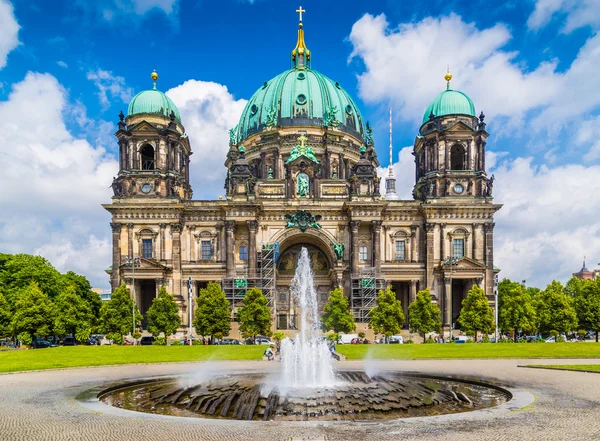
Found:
498,277 -> 600,341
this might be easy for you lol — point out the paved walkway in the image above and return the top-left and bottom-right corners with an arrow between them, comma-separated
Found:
1,359 -> 600,440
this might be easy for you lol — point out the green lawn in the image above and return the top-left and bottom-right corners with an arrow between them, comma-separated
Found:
526,364 -> 600,373
0,345 -> 265,373
336,343 -> 600,360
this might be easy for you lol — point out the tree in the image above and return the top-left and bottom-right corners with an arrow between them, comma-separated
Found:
536,280 -> 578,337
193,282 -> 231,344
54,285 -> 94,340
10,282 -> 55,345
573,278 -> 600,342
0,292 -> 11,338
498,279 -> 537,341
99,284 -> 142,339
0,254 -> 62,304
147,286 -> 182,343
369,287 -> 404,340
457,284 -> 494,341
321,288 -> 355,334
408,289 -> 442,341
238,287 -> 271,342
60,271 -> 103,324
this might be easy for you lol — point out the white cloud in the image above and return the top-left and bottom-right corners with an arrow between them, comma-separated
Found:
0,0 -> 20,70
86,68 -> 133,110
166,80 -> 247,199
376,146 -> 415,199
130,0 -> 178,15
57,60 -> 68,68
348,13 -> 560,127
78,0 -> 179,23
490,155 -> 600,287
0,72 -> 118,288
528,0 -> 600,32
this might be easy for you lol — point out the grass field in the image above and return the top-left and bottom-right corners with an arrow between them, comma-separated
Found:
1,343 -> 600,374
526,364 -> 600,373
336,342 -> 600,360
0,345 -> 265,373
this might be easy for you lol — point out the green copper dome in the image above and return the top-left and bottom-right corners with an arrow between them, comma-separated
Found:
422,88 -> 476,125
128,77 -> 181,124
235,68 -> 365,142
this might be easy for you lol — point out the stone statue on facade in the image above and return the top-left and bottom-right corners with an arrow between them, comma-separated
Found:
111,177 -> 123,197
373,176 -> 381,195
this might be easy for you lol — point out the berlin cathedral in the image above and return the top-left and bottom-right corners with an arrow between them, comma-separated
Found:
104,11 -> 501,338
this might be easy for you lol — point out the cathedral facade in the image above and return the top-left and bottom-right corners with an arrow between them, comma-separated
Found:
104,17 -> 501,337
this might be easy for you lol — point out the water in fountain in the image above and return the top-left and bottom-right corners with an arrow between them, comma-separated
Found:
279,247 -> 336,389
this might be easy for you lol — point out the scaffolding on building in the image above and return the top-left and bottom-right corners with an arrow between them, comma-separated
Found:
350,267 -> 386,322
221,242 -> 278,311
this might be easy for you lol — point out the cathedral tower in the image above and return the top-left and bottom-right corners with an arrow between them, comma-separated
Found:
412,71 -> 492,201
111,70 -> 193,200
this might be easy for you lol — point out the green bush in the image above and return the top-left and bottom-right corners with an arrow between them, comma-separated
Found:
549,330 -> 559,338
482,335 -> 491,343
424,337 -> 435,344
171,339 -> 182,346
132,331 -> 142,340
577,330 -> 586,339
18,332 -> 32,346
152,337 -> 166,345
106,333 -> 124,345
466,338 -> 474,343
498,337 -> 513,343
192,339 -> 203,345
358,332 -> 365,339
327,333 -> 340,342
557,336 -> 566,343
404,339 -> 414,344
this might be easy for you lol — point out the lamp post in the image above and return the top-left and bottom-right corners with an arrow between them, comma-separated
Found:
494,274 -> 499,343
441,256 -> 459,341
125,256 -> 141,337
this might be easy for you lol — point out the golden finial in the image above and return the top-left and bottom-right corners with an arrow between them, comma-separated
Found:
444,67 -> 452,89
296,5 -> 305,25
151,69 -> 158,90
292,6 -> 310,68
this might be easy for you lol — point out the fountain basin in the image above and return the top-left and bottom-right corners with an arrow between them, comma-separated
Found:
98,371 -> 510,421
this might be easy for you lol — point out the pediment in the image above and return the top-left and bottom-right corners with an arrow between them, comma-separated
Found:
454,256 -> 486,270
444,121 -> 473,132
128,120 -> 159,132
119,257 -> 169,271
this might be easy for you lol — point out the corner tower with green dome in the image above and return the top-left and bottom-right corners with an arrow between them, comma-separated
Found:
225,12 -> 379,201
413,70 -> 493,202
110,70 -> 192,200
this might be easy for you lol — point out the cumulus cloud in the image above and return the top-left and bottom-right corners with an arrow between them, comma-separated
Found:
490,154 -> 600,287
86,68 -> 133,110
528,0 -> 600,32
349,13 -> 560,128
376,146 -> 415,200
0,0 -> 20,70
166,80 -> 247,199
57,60 -> 68,68
0,72 -> 118,287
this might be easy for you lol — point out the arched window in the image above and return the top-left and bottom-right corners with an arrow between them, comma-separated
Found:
450,144 -> 465,170
140,144 -> 155,170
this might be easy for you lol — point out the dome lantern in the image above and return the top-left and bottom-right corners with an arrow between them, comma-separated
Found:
127,70 -> 182,124
421,71 -> 476,126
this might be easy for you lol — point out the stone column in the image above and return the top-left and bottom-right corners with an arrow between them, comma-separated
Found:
216,223 -> 224,262
440,223 -> 447,258
247,220 -> 258,277
444,276 -> 452,329
409,280 -> 418,304
410,225 -> 417,263
110,223 -> 122,290
424,223 -> 435,288
484,223 -> 495,297
274,148 -> 280,179
127,223 -> 134,258
171,222 -> 183,296
350,220 -> 360,275
225,221 -> 237,277
339,153 -> 345,179
159,223 -> 166,260
188,225 -> 196,262
371,221 -> 382,273
260,152 -> 267,178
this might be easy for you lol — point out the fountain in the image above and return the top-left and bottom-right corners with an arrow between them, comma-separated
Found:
98,247 -> 511,421
280,247 -> 335,389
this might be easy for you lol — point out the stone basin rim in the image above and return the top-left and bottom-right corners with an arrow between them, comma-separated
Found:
75,370 -> 533,426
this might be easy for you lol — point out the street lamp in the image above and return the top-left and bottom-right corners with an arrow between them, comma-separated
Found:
441,256 -> 459,341
494,274 -> 499,343
125,256 -> 141,337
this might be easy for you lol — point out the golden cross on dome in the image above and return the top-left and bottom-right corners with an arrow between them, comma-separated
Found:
296,5 -> 305,23
297,134 -> 308,147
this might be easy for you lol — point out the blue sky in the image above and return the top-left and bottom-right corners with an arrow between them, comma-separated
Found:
1,0 -> 600,289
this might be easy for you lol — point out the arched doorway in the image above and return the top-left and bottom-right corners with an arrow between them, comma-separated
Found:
274,242 -> 333,331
